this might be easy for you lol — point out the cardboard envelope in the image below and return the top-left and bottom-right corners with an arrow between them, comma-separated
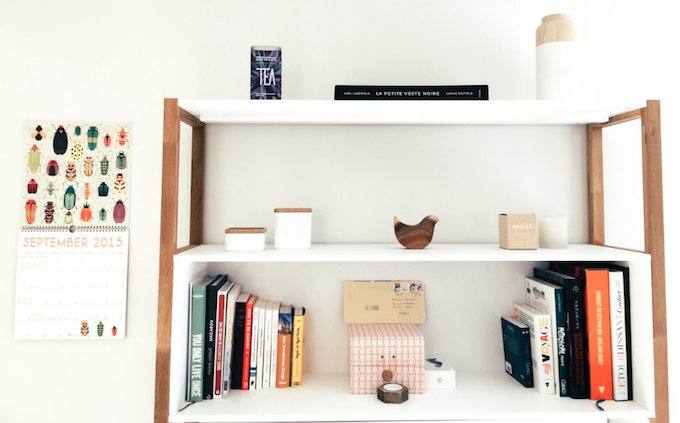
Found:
343,280 -> 426,324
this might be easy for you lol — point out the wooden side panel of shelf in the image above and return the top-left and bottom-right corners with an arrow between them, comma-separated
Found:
588,100 -> 667,423
155,99 -> 206,423
154,99 -> 669,423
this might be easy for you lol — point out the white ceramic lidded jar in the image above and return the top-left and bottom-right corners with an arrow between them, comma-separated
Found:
536,13 -> 578,100
274,208 -> 312,249
224,227 -> 267,252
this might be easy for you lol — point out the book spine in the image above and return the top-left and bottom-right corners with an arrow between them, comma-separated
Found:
203,281 -> 220,399
540,266 -> 589,399
276,333 -> 291,388
513,303 -> 554,394
501,317 -> 533,387
242,296 -> 257,390
269,304 -> 280,388
610,270 -> 629,400
249,299 -> 262,390
334,85 -> 489,100
189,284 -> 207,402
221,285 -> 240,398
256,301 -> 267,389
230,298 -> 247,389
213,289 -> 227,397
262,303 -> 273,388
553,286 -> 568,397
291,307 -> 305,387
584,269 -> 613,400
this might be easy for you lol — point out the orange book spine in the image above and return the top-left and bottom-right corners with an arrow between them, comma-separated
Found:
584,269 -> 613,400
276,333 -> 291,388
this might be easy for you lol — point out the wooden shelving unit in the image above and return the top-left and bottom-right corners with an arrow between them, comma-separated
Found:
155,99 -> 667,423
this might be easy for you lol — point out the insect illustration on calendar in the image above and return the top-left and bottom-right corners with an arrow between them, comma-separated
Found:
86,126 -> 99,150
73,125 -> 83,138
65,161 -> 77,181
80,203 -> 93,223
27,177 -> 38,195
98,151 -> 112,176
70,139 -> 84,161
93,316 -> 108,337
115,125 -> 130,146
96,203 -> 109,222
102,130 -> 113,148
115,151 -> 127,170
25,199 -> 37,224
81,156 -> 95,177
43,180 -> 58,198
52,124 -> 69,155
113,199 -> 126,224
31,124 -> 46,141
63,183 -> 78,211
113,173 -> 126,193
26,144 -> 44,175
43,201 -> 57,224
80,319 -> 90,337
111,325 -> 118,337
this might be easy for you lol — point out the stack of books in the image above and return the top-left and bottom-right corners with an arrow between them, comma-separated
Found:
187,274 -> 306,402
501,263 -> 632,401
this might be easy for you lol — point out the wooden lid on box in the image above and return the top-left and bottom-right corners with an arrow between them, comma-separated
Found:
225,227 -> 267,234
274,208 -> 312,213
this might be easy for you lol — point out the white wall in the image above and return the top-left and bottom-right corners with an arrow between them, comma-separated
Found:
1,1 -> 677,422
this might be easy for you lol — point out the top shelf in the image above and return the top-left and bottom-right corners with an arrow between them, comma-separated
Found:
177,99 -> 646,125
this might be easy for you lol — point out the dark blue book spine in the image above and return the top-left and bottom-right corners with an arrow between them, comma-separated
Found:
501,317 -> 533,388
553,286 -> 568,396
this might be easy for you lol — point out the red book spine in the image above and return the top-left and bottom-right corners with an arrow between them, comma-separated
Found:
584,269 -> 613,400
213,292 -> 226,397
241,295 -> 257,390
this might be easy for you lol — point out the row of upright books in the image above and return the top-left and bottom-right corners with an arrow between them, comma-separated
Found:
187,274 -> 306,402
501,262 -> 632,401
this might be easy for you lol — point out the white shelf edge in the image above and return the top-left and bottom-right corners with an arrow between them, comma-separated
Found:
168,372 -> 653,423
174,243 -> 650,263
177,99 -> 647,126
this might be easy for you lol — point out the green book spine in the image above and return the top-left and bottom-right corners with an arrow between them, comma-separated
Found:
189,282 -> 208,402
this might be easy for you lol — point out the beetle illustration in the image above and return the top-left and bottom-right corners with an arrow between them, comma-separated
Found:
87,126 -> 98,150
44,201 -> 55,224
98,152 -> 111,175
43,180 -> 58,198
25,200 -> 37,224
27,144 -> 41,174
116,126 -> 130,146
70,139 -> 84,161
65,161 -> 76,181
93,316 -> 107,337
113,173 -> 126,193
83,182 -> 91,200
111,325 -> 118,337
113,199 -> 126,223
64,211 -> 73,225
98,205 -> 107,222
103,132 -> 112,148
115,151 -> 127,170
83,157 -> 94,177
27,178 -> 38,195
98,182 -> 109,197
46,159 -> 59,176
74,125 -> 82,137
80,320 -> 89,337
80,203 -> 93,222
52,124 -> 69,155
64,185 -> 76,210
31,125 -> 46,141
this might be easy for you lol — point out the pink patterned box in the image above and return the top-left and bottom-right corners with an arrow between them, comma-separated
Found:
348,323 -> 425,394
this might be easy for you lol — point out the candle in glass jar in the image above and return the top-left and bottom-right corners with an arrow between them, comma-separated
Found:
539,217 -> 568,248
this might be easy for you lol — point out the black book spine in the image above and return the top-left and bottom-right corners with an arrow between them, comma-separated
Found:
230,300 -> 247,389
203,276 -> 228,399
334,85 -> 488,100
535,266 -> 589,399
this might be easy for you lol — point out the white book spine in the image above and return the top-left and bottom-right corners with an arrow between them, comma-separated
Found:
256,300 -> 267,389
609,270 -> 629,401
249,299 -> 262,390
221,284 -> 241,398
262,302 -> 273,388
269,302 -> 280,388
513,302 -> 555,395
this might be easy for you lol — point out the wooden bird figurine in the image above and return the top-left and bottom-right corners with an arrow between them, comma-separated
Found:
394,215 -> 439,249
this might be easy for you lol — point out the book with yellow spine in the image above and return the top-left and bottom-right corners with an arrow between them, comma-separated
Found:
291,307 -> 306,387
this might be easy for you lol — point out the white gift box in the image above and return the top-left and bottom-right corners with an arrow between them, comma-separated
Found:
424,354 -> 455,391
274,208 -> 312,249
224,227 -> 266,252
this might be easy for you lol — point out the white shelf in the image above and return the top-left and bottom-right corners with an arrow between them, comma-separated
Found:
177,99 -> 646,125
175,243 -> 650,263
169,372 -> 653,422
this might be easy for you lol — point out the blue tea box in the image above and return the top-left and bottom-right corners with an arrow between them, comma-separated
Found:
250,46 -> 281,100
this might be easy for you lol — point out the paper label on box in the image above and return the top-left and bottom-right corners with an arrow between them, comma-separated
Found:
343,280 -> 426,324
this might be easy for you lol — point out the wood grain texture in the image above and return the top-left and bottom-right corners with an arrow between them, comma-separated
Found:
225,227 -> 267,233
641,100 -> 668,423
536,13 -> 577,46
587,124 -> 605,246
394,215 -> 439,249
593,108 -> 641,129
189,121 -> 205,246
155,98 -> 180,423
179,107 -> 205,129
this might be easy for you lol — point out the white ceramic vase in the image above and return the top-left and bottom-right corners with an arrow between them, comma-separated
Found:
536,13 -> 578,100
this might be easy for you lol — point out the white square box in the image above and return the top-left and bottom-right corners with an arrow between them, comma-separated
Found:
424,354 -> 455,390
274,208 -> 312,249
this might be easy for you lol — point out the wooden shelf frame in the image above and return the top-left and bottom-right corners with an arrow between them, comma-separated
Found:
154,99 -> 668,423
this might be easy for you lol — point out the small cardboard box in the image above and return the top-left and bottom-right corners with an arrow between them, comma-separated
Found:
348,323 -> 425,394
499,213 -> 538,250
424,355 -> 456,390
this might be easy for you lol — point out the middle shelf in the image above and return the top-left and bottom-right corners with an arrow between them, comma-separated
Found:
175,243 -> 650,263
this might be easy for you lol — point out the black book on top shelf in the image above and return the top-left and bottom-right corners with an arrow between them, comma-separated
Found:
533,267 -> 589,399
203,275 -> 229,399
334,85 -> 488,100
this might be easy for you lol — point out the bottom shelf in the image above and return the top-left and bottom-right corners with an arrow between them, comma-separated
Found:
169,371 -> 653,422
